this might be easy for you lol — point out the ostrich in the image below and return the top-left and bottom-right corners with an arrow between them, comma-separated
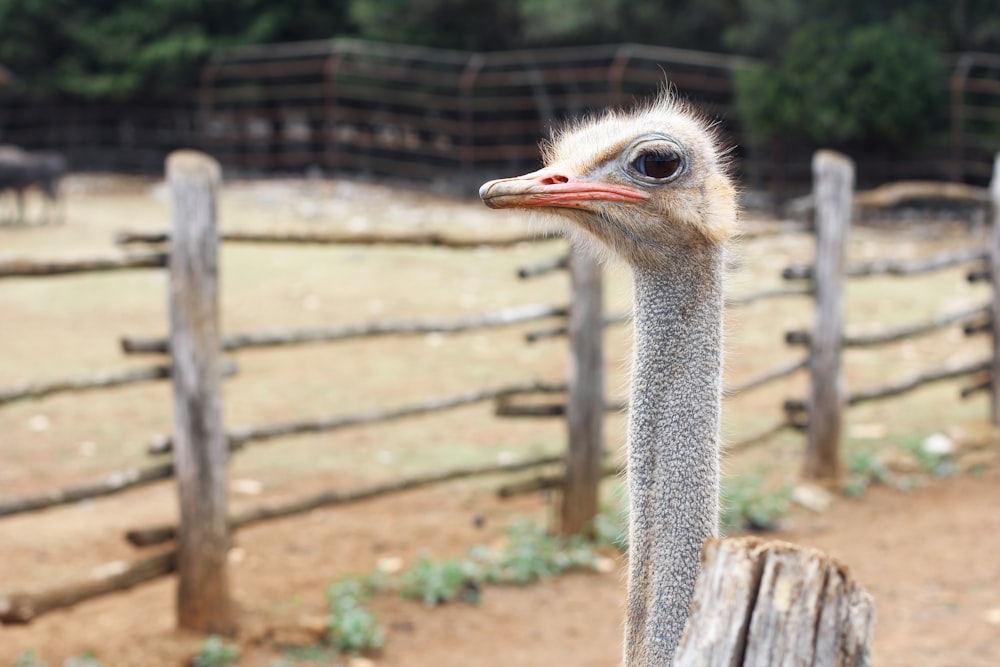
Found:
479,93 -> 736,665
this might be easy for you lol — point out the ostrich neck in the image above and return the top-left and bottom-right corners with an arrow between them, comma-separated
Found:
624,245 -> 724,666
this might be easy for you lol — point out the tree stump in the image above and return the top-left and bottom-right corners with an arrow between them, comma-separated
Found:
675,536 -> 875,667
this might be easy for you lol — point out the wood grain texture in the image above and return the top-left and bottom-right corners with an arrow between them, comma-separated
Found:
560,245 -> 604,536
990,154 -> 1000,424
675,537 -> 875,667
166,149 -> 234,634
804,151 -> 853,481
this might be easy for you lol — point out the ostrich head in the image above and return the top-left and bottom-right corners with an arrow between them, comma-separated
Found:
479,94 -> 737,266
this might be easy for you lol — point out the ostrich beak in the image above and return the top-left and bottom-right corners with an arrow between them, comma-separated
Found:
479,165 -> 648,210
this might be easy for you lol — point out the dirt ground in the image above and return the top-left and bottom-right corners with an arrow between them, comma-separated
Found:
1,177 -> 999,666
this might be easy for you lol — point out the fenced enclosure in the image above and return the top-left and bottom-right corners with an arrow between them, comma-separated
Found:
1,40 -> 998,187
1,151 -> 999,664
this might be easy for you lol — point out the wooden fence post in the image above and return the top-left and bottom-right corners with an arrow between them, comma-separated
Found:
560,243 -> 604,536
990,154 -> 1000,425
166,150 -> 234,634
675,537 -> 875,666
803,151 -> 854,481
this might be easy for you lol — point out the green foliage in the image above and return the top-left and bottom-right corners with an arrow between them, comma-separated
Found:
844,449 -> 890,497
484,520 -> 598,584
0,0 -> 351,100
900,438 -> 956,478
721,475 -> 792,533
734,20 -> 945,148
192,636 -> 240,667
63,653 -> 103,667
400,554 -> 481,605
327,575 -> 385,654
348,0 -> 517,51
10,650 -> 45,667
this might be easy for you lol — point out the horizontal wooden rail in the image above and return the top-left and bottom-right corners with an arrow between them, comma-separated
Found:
126,454 -> 563,547
784,357 -> 990,414
525,312 -> 629,343
725,287 -> 813,307
0,362 -> 237,407
149,379 -> 563,455
122,304 -> 566,355
116,229 -> 560,248
784,180 -> 991,218
1,455 -> 564,622
785,303 -> 988,348
784,247 -> 987,281
0,463 -> 175,518
0,550 -> 176,624
496,420 -> 793,497
524,287 -> 813,343
517,254 -> 568,279
724,358 -> 809,398
0,252 -> 167,279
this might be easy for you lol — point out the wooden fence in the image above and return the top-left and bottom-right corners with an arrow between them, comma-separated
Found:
0,152 -> 596,626
1,151 -> 996,653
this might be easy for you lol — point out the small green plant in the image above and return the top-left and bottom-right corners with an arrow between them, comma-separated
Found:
844,449 -> 891,497
400,554 -> 481,606
11,650 -> 45,667
900,438 -> 956,478
721,475 -> 792,533
63,653 -> 103,667
192,636 -> 240,667
327,575 -> 385,654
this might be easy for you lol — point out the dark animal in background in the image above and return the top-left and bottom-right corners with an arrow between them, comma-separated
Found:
0,145 -> 68,225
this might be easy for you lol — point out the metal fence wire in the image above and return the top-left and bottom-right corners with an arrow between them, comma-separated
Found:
1,40 -> 998,188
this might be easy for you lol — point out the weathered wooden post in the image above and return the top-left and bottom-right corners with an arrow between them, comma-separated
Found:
803,151 -> 853,481
166,150 -> 234,634
989,154 -> 1000,425
561,243 -> 604,536
675,537 -> 875,666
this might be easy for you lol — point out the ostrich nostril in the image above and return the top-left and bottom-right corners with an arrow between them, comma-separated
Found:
539,174 -> 569,185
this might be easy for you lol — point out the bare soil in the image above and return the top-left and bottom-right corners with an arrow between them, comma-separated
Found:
1,177 -> 999,666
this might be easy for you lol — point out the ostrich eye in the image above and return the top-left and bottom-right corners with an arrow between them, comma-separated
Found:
631,151 -> 682,180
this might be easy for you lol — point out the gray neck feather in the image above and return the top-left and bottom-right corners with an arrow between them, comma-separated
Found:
623,245 -> 724,666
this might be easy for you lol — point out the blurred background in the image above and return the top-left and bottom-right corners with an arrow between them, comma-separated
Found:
1,0 -> 999,195
2,2 -> 1000,667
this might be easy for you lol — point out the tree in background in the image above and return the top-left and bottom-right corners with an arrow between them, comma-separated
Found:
347,0 -> 518,51
734,20 -> 945,150
0,0 -> 351,100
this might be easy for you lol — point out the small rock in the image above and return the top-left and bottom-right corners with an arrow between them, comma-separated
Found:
27,414 -> 50,432
791,483 -> 834,513
376,556 -> 404,574
227,547 -> 245,564
986,608 -> 1000,626
922,433 -> 955,457
348,658 -> 376,667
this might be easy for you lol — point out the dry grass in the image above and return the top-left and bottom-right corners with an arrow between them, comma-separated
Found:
1,176 -> 997,666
